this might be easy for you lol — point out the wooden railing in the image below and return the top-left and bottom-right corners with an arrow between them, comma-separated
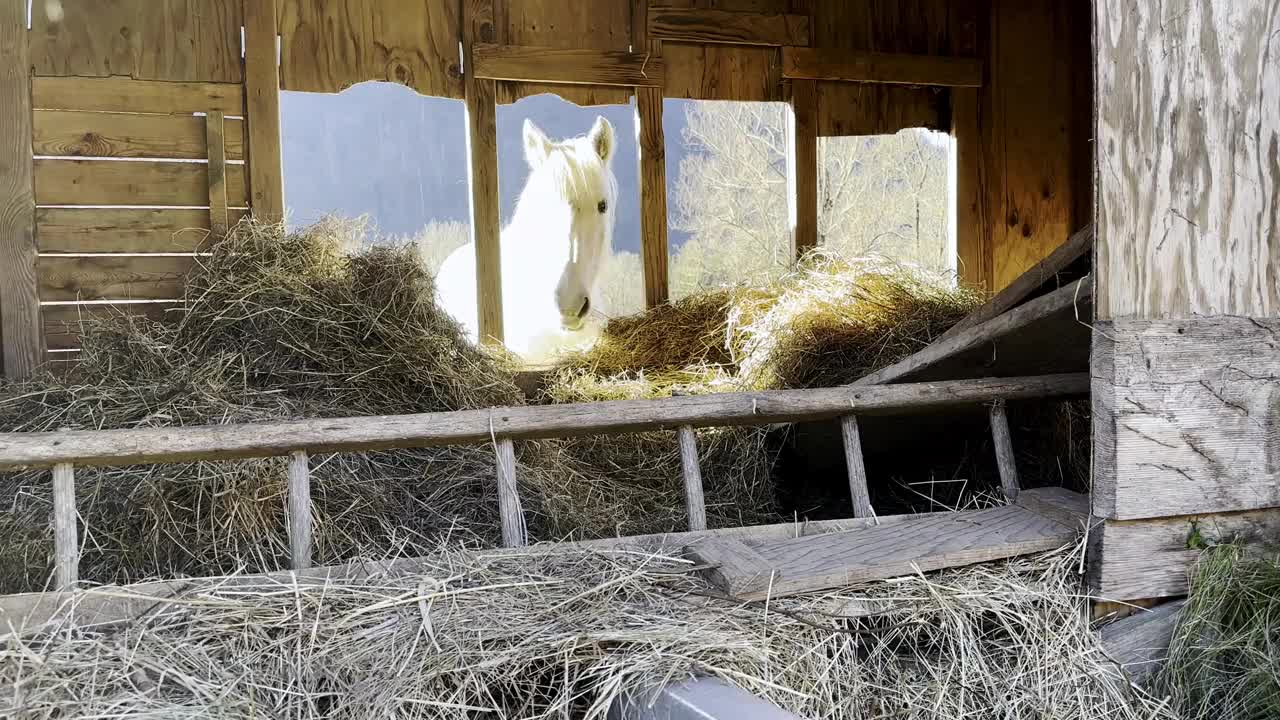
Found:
0,373 -> 1088,589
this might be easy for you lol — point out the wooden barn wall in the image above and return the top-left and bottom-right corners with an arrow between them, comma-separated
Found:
1090,0 -> 1280,601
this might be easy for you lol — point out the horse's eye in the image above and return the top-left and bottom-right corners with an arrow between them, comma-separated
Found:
597,200 -> 608,214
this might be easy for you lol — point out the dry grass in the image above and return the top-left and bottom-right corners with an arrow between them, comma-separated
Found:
0,539 -> 1172,719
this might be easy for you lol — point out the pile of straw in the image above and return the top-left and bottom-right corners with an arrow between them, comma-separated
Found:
0,539 -> 1171,719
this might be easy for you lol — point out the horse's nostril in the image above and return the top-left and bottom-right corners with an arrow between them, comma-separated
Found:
577,297 -> 591,318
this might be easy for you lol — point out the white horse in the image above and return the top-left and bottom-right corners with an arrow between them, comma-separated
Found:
437,116 -> 618,357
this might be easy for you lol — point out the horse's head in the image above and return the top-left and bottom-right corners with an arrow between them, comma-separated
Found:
518,116 -> 618,332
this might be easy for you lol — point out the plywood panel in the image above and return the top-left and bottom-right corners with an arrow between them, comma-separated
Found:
29,0 -> 243,83
34,160 -> 248,207
43,302 -> 180,350
1095,0 -> 1280,320
278,0 -> 464,99
38,255 -> 194,301
497,0 -> 634,105
37,208 -> 247,253
32,77 -> 245,115
33,111 -> 246,160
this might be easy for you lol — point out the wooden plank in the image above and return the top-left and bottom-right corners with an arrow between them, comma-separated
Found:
51,463 -> 78,590
952,86 -> 989,291
472,44 -> 665,87
690,488 -> 1088,601
33,160 -> 248,207
1095,0 -> 1280,320
677,426 -> 707,532
839,415 -> 873,518
942,225 -> 1094,341
1090,508 -> 1280,599
287,450 -> 312,570
43,302 -> 180,350
0,374 -> 1089,469
1099,599 -> 1186,687
637,86 -> 669,307
37,208 -> 245,253
854,278 -> 1092,386
277,0 -> 464,99
787,79 -> 818,258
495,437 -> 525,547
244,0 -> 285,223
29,0 -> 244,83
0,0 -> 43,379
32,77 -> 245,116
205,112 -> 229,239
685,538 -> 777,598
782,47 -> 982,87
649,8 -> 808,46
989,401 -> 1020,501
38,255 -> 193,302
1092,318 -> 1280,520
662,42 -> 781,102
463,1 -> 503,344
496,0 -> 632,106
33,110 -> 246,160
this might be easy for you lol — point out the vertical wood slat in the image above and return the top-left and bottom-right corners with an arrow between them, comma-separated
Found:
637,86 -> 669,307
788,78 -> 819,259
287,450 -> 312,569
677,425 -> 707,531
952,86 -> 989,290
0,0 -> 43,379
989,401 -> 1020,501
840,415 -> 874,519
206,111 -> 229,239
495,437 -> 526,547
243,0 -> 284,223
52,463 -> 78,590
464,0 -> 504,344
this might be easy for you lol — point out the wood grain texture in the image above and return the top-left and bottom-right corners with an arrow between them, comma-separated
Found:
637,86 -> 669,307
473,44 -> 664,87
34,160 -> 248,207
205,112 -> 229,239
51,463 -> 78,590
0,0 -> 43,379
32,77 -> 245,115
1099,599 -> 1186,687
1091,318 -> 1280,520
464,1 -> 504,344
782,47 -> 982,87
839,415 -> 873,518
685,538 -> 776,598
1090,509 -> 1280,599
677,426 -> 707,531
662,41 -> 781,102
1095,0 -> 1280,320
788,79 -> 817,258
29,0 -> 243,83
37,208 -> 244,253
38,255 -> 194,302
287,450 -> 312,570
43,302 -> 180,350
33,110 -> 245,160
495,437 -> 526,547
244,0 -> 285,223
277,0 -> 463,98
989,401 -> 1020,500
496,0 -> 633,106
0,374 -> 1089,469
649,8 -> 808,46
691,487 -> 1087,601
949,2 -> 987,290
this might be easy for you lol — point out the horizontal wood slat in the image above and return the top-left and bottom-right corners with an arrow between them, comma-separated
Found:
38,255 -> 194,302
32,77 -> 245,116
648,8 -> 809,46
43,302 -> 181,350
34,111 -> 246,160
472,44 -> 665,87
37,207 -> 247,253
782,47 -> 984,87
34,160 -> 248,207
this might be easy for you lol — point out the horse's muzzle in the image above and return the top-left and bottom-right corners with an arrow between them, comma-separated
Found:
561,297 -> 590,331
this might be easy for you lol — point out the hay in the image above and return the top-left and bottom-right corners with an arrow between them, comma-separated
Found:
0,540 -> 1172,719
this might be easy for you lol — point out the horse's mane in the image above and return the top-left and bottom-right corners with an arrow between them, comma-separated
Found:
510,141 -> 618,226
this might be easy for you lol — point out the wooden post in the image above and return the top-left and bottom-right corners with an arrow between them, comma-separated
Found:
840,415 -> 874,518
634,0 -> 669,307
286,450 -> 312,570
677,425 -> 707,531
205,110 -> 229,239
988,400 -> 1019,500
243,0 -> 285,223
51,463 -> 78,589
787,79 -> 818,259
494,437 -> 526,547
948,1 -> 988,291
0,0 -> 43,379
463,0 -> 504,344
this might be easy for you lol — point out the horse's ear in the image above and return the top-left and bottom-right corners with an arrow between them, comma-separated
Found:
523,119 -> 552,168
588,116 -> 615,164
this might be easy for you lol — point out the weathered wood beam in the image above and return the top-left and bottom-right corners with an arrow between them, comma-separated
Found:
472,44 -> 665,87
495,437 -> 525,547
782,47 -> 983,87
0,374 -> 1087,469
677,426 -> 707,531
840,416 -> 873,518
205,111 -> 229,239
32,77 -> 245,115
52,463 -> 78,590
463,1 -> 504,344
1099,599 -> 1186,687
286,450 -> 312,570
242,0 -> 284,222
989,401 -> 1020,501
649,8 -> 808,46
637,86 -> 669,307
787,79 -> 818,259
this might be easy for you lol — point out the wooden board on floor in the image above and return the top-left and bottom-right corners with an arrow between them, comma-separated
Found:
38,256 -> 194,302
34,110 -> 246,160
37,208 -> 245,253
687,488 -> 1089,601
31,77 -> 245,116
33,160 -> 247,207
1099,599 -> 1186,686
